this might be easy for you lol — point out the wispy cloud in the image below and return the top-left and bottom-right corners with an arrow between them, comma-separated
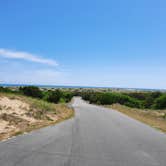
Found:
0,67 -> 68,85
0,48 -> 58,66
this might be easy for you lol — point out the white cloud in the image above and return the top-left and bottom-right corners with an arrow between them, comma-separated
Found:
0,48 -> 58,66
0,67 -> 70,85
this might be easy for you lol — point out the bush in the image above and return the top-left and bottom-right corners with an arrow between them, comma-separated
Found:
153,94 -> 166,109
19,86 -> 43,98
123,91 -> 163,109
18,87 -> 73,104
62,91 -> 74,102
0,87 -> 13,93
81,92 -> 142,108
46,90 -> 62,103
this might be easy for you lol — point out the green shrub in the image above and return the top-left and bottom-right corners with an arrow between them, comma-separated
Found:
0,87 -> 13,93
19,86 -> 43,98
46,90 -> 62,103
62,91 -> 74,102
121,91 -> 163,109
18,86 -> 74,104
59,98 -> 65,103
81,92 -> 142,108
153,94 -> 166,109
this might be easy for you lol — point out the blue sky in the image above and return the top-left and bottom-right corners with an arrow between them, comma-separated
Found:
0,0 -> 165,89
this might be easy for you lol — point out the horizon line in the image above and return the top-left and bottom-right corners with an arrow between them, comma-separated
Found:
0,83 -> 165,91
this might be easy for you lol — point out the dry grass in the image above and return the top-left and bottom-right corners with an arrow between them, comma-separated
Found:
106,104 -> 166,133
0,93 -> 74,141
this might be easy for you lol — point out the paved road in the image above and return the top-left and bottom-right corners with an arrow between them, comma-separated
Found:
0,97 -> 166,166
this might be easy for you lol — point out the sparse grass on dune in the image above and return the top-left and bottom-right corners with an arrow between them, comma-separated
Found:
106,104 -> 166,133
0,92 -> 74,141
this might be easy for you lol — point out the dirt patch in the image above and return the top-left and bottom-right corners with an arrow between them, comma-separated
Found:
106,104 -> 166,133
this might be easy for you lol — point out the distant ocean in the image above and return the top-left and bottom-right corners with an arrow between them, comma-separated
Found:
0,83 -> 101,89
0,83 -> 165,92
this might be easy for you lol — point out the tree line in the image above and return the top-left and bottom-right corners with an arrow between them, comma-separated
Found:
0,86 -> 74,104
1,86 -> 166,109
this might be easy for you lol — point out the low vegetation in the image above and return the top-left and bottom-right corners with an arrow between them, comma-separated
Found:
80,91 -> 166,109
19,86 -> 74,103
1,86 -> 166,110
1,86 -> 166,136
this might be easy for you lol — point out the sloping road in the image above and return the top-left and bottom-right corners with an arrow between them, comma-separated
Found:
0,97 -> 166,166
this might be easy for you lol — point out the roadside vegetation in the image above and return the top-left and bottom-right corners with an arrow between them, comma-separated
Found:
19,86 -> 74,103
0,86 -> 74,141
79,91 -> 166,109
79,90 -> 166,132
1,86 -> 166,136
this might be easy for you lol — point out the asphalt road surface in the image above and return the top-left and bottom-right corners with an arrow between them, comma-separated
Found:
0,97 -> 166,166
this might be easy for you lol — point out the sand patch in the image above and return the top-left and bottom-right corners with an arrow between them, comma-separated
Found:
0,97 -> 36,122
0,96 -> 37,139
0,94 -> 74,141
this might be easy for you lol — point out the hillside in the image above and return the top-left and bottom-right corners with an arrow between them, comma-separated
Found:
0,93 -> 74,140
